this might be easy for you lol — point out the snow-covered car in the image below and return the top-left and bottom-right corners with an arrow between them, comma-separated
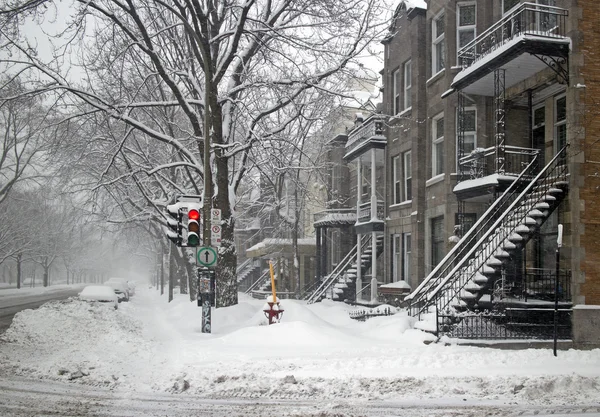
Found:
79,285 -> 119,309
127,280 -> 136,297
103,278 -> 130,302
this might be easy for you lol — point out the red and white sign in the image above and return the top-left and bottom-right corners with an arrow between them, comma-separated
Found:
211,209 -> 221,223
211,224 -> 222,246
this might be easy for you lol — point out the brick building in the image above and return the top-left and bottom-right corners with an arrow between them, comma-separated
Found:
309,0 -> 600,347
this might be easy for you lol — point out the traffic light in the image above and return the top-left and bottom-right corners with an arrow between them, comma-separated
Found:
187,205 -> 200,247
166,204 -> 182,246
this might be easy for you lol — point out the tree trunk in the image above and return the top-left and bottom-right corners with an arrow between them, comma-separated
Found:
292,225 -> 301,297
16,254 -> 22,289
212,98 -> 238,308
43,257 -> 49,287
168,244 -> 175,302
160,243 -> 165,296
177,249 -> 188,295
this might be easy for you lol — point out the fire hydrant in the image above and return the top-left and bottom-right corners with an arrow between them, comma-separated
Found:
263,295 -> 284,325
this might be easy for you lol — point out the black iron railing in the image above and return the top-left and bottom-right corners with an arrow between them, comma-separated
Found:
407,146 -> 569,320
439,308 -> 572,340
458,2 -> 568,68
458,146 -> 539,182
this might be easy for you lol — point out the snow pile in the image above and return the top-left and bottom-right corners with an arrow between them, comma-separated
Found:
1,290 -> 600,408
0,298 -> 152,389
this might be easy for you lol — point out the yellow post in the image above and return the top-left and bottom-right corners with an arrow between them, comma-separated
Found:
269,260 -> 277,302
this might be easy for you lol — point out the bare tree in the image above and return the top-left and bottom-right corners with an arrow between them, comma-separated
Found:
0,77 -> 50,205
0,0 -> 390,306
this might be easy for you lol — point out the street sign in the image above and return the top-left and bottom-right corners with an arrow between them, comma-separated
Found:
211,208 -> 221,223
197,246 -> 218,267
211,224 -> 222,246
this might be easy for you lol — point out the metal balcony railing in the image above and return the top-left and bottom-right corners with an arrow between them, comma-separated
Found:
458,2 -> 568,68
458,146 -> 539,182
313,208 -> 356,226
357,201 -> 385,223
345,114 -> 386,154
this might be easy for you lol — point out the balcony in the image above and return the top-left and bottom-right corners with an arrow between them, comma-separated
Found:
357,201 -> 385,224
451,3 -> 569,96
454,146 -> 539,201
344,115 -> 387,161
313,208 -> 356,228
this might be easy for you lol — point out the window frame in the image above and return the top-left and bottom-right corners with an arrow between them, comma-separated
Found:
456,107 -> 477,170
403,59 -> 412,111
403,150 -> 412,202
432,11 -> 446,76
393,155 -> 401,204
554,94 -> 567,153
431,216 -> 445,270
392,68 -> 401,115
456,2 -> 476,60
502,0 -> 520,15
392,234 -> 401,282
403,232 -> 412,281
432,113 -> 445,178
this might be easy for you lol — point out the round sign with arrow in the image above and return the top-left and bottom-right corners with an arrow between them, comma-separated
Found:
197,246 -> 218,268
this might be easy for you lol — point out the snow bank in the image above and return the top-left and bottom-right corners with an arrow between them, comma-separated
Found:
1,290 -> 600,408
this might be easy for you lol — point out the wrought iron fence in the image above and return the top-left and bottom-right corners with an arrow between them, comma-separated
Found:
439,308 -> 572,340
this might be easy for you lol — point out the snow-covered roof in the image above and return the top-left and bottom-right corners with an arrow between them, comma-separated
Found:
313,212 -> 356,227
402,0 -> 427,10
246,238 -> 316,257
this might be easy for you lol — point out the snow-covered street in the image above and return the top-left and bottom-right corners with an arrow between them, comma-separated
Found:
1,288 -> 600,416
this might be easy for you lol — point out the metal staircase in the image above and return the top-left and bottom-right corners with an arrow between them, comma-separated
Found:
306,234 -> 384,304
406,147 -> 569,333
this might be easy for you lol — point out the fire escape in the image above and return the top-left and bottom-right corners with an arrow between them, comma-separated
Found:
408,3 -> 572,339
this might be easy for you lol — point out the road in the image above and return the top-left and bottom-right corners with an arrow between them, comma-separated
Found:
0,286 -> 84,333
0,376 -> 599,417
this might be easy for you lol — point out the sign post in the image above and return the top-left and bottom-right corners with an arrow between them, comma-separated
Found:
197,247 -> 217,334
197,268 -> 216,333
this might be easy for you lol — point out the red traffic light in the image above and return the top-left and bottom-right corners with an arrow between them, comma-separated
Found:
188,209 -> 200,221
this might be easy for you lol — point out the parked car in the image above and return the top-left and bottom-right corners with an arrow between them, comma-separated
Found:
127,280 -> 136,297
103,278 -> 130,302
79,285 -> 119,309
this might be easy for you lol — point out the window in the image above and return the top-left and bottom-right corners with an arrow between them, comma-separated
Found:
403,233 -> 412,281
457,108 -> 477,164
362,164 -> 371,197
503,0 -> 519,14
393,155 -> 401,204
432,12 -> 445,75
403,151 -> 412,201
455,213 -> 477,238
403,60 -> 412,110
555,95 -> 567,153
392,234 -> 401,281
431,217 -> 445,269
535,0 -> 557,32
457,3 -> 476,57
393,69 -> 401,114
432,114 -> 444,177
